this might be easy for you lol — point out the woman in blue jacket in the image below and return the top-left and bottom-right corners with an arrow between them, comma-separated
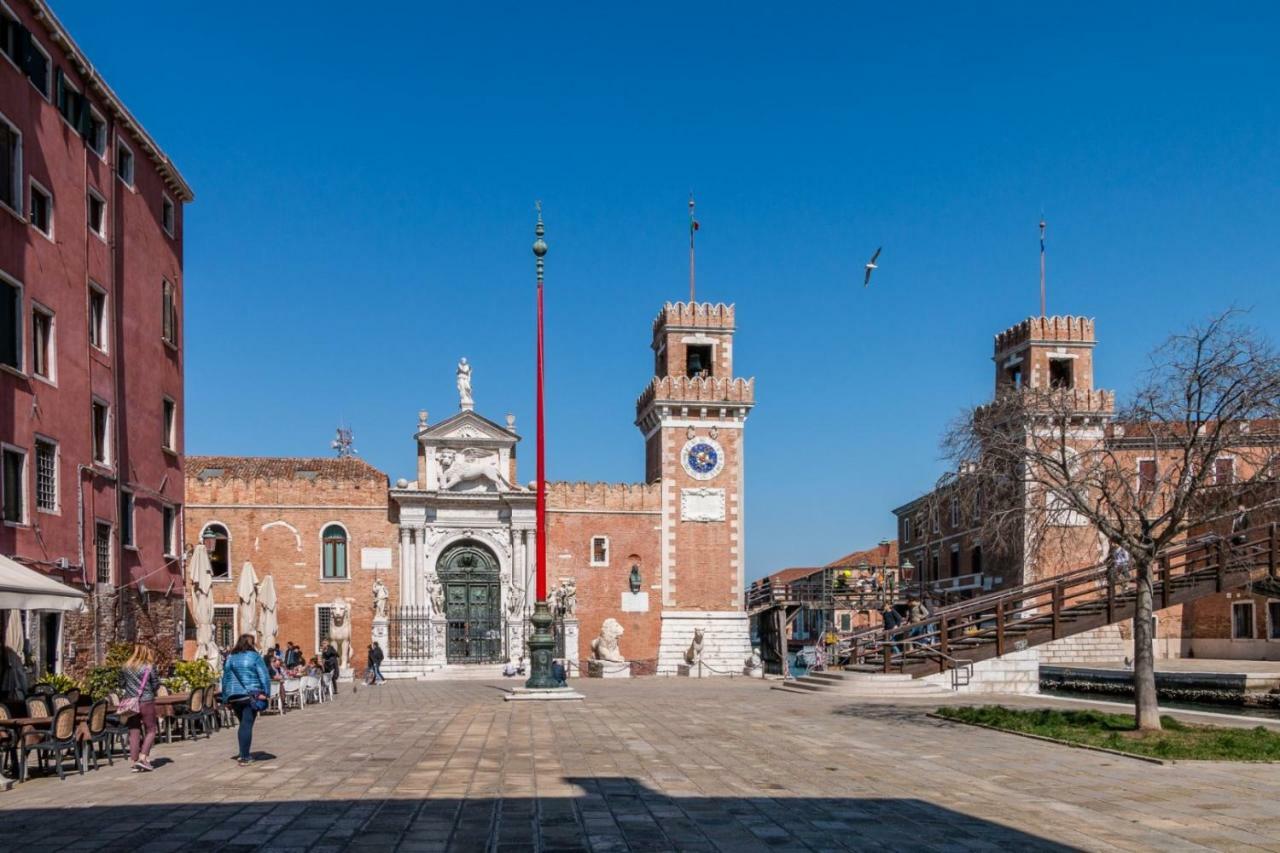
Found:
220,633 -> 272,766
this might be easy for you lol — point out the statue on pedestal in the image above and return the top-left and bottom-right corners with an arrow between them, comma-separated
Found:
590,618 -> 626,662
456,358 -> 473,409
555,577 -> 578,619
425,575 -> 445,618
372,578 -> 389,620
329,597 -> 353,671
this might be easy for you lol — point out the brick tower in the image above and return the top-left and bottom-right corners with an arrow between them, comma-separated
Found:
635,302 -> 755,673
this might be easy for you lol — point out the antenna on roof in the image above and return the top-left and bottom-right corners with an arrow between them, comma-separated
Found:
331,425 -> 357,458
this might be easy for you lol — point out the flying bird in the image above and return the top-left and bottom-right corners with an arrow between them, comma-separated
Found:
863,247 -> 882,287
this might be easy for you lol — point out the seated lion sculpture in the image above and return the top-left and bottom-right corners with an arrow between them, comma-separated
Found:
684,627 -> 705,665
590,618 -> 626,663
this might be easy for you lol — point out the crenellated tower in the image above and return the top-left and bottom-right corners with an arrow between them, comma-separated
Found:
635,301 -> 755,673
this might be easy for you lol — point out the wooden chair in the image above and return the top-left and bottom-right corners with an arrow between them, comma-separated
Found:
19,705 -> 80,781
82,700 -> 113,769
174,689 -> 208,741
200,685 -> 219,732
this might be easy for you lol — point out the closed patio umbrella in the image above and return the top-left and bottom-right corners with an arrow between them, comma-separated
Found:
258,575 -> 278,654
189,544 -> 220,668
237,562 -> 260,647
1,609 -> 27,697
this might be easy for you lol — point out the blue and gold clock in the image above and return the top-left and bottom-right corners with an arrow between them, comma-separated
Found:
681,436 -> 725,480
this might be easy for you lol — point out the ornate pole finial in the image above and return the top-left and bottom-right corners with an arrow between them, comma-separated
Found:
533,201 -> 547,285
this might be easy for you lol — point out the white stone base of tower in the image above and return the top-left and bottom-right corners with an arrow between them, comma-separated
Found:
656,611 -> 756,677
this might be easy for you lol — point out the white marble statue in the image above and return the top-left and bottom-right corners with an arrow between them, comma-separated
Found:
372,578 -> 389,620
557,578 -> 578,619
425,575 -> 445,617
330,597 -> 353,670
590,618 -> 626,662
684,627 -> 705,665
438,448 -> 508,491
456,358 -> 473,409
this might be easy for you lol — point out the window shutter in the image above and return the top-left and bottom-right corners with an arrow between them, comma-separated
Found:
77,99 -> 93,138
54,67 -> 63,111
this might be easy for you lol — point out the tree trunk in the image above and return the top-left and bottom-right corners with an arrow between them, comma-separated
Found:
1131,559 -> 1162,731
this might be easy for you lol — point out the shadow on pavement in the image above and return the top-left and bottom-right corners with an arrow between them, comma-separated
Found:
0,775 -> 1082,851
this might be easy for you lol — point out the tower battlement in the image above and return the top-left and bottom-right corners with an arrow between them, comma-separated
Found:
546,481 -> 662,512
995,315 -> 1096,356
652,301 -> 735,334
635,375 -> 755,412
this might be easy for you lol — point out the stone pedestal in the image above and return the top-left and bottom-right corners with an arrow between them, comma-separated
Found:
587,660 -> 632,678
504,686 -> 585,701
656,611 -> 753,676
561,618 -> 579,677
371,617 -> 389,649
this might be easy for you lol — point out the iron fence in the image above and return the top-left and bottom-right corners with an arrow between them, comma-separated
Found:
388,605 -> 434,661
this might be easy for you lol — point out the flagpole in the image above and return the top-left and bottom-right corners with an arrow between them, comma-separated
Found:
526,203 -> 555,690
1039,217 -> 1047,317
689,195 -> 696,303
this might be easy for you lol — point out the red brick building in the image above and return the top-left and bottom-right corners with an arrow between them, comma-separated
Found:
0,0 -> 192,678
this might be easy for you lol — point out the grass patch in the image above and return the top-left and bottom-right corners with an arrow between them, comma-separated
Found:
936,705 -> 1280,761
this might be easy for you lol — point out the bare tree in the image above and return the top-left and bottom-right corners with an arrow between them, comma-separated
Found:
943,311 -> 1280,730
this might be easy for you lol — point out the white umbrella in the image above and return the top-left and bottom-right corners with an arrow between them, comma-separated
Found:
237,562 -> 260,647
258,575 -> 278,653
189,544 -> 220,668
1,610 -> 27,697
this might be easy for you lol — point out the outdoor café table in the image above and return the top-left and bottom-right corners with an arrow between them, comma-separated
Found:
0,716 -> 52,776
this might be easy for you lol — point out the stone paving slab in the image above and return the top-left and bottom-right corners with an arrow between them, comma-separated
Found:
1,678 -> 1279,851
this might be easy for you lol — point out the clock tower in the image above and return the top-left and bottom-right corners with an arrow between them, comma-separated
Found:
635,302 -> 755,673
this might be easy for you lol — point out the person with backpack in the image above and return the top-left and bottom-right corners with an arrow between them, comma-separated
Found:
221,633 -> 272,767
367,642 -> 386,685
118,644 -> 159,773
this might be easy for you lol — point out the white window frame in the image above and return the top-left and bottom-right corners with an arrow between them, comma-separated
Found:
27,176 -> 51,241
201,521 -> 233,583
949,497 -> 960,529
90,396 -> 111,467
0,268 -> 23,376
319,521 -> 351,581
212,604 -> 237,649
590,535 -> 609,567
1232,600 -> 1255,641
161,278 -> 177,349
24,34 -> 50,101
161,193 -> 175,237
1136,457 -> 1157,495
0,109 -> 22,220
55,70 -> 80,131
161,503 -> 178,558
117,488 -> 135,549
161,395 -> 176,452
902,516 -> 912,544
85,104 -> 106,158
87,281 -> 108,353
1268,599 -> 1280,642
1,442 -> 27,526
86,188 -> 106,240
30,298 -> 54,385
1214,455 -> 1236,486
33,434 -> 57,515
115,136 -> 134,189
315,604 -> 334,655
93,518 -> 113,586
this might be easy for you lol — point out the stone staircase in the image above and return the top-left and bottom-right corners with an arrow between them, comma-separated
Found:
771,670 -> 952,698
656,612 -> 756,677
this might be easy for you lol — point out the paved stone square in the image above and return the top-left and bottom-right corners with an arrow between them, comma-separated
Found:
2,678 -> 1279,851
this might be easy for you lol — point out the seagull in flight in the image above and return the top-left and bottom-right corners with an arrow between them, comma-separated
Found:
863,247 -> 882,287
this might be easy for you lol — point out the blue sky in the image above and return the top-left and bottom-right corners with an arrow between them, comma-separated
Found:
57,2 -> 1280,579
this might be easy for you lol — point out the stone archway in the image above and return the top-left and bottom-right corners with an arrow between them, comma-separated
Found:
436,541 -> 503,663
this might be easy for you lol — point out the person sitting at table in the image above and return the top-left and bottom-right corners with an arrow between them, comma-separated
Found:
119,643 -> 159,773
263,649 -> 286,681
305,655 -> 324,678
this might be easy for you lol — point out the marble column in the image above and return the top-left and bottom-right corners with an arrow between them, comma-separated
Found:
398,527 -> 412,608
413,527 -> 426,608
525,528 -> 537,611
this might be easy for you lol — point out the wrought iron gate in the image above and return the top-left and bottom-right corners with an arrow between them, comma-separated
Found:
388,605 -> 433,661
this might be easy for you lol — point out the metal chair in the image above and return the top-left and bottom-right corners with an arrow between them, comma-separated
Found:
174,689 -> 208,741
51,695 -> 72,713
201,685 -> 219,732
82,700 -> 113,769
267,681 -> 284,715
19,705 -> 81,781
25,696 -> 50,718
103,694 -> 130,758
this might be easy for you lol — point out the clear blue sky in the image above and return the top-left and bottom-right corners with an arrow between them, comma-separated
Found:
57,2 -> 1280,579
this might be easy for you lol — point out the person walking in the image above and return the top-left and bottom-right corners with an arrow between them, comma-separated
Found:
367,642 -> 386,685
221,633 -> 272,767
322,641 -> 340,695
907,597 -> 931,648
119,644 -> 159,773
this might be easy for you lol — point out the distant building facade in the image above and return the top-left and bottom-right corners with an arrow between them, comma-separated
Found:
184,302 -> 755,674
0,0 -> 192,678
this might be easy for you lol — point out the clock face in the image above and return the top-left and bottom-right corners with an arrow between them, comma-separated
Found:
681,437 -> 725,480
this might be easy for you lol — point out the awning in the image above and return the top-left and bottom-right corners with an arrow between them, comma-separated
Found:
0,554 -> 87,612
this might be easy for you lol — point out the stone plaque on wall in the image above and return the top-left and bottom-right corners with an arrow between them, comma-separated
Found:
680,488 -> 726,522
361,547 -> 392,570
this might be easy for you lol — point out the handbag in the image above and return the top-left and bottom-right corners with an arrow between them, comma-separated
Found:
117,666 -> 150,713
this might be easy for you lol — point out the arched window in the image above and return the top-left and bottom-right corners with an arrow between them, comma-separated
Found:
322,524 -> 348,579
201,523 -> 230,579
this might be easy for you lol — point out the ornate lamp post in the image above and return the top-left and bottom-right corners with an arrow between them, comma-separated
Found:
525,204 -> 557,689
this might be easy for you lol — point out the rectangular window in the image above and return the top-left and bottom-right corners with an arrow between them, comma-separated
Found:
34,438 -> 55,513
31,304 -> 52,381
1049,358 -> 1074,389
902,516 -> 912,544
1233,602 -> 1255,640
116,140 -> 134,187
212,606 -> 235,650
1214,457 -> 1235,486
162,397 -> 176,451
87,190 -> 105,237
685,344 -> 713,378
119,490 -> 134,548
162,504 -> 176,557
1,274 -> 19,369
949,546 -> 960,577
0,115 -> 19,214
591,536 -> 609,566
161,280 -> 177,346
949,497 -> 959,528
316,605 -> 333,650
1137,459 -> 1157,495
85,107 -> 105,156
88,284 -> 107,351
1269,601 -> 1280,641
94,521 -> 112,584
55,69 -> 81,127
29,180 -> 51,237
2,446 -> 24,523
91,399 -> 109,465
162,195 -> 175,236
24,38 -> 48,98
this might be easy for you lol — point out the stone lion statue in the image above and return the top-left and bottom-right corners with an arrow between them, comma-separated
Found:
438,448 -> 508,491
590,618 -> 626,663
683,627 -> 704,665
330,597 -> 353,671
